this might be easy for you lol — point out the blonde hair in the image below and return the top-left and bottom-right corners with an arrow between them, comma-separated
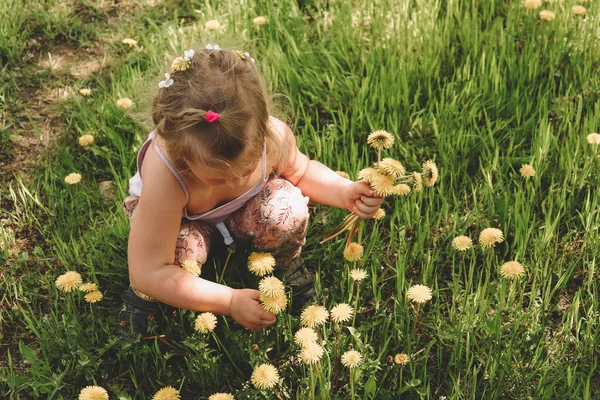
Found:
151,46 -> 288,178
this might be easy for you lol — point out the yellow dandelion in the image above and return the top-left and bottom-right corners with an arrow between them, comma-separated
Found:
258,276 -> 285,297
251,363 -> 279,390
300,341 -> 324,364
350,268 -> 367,282
523,0 -> 542,9
341,350 -> 363,368
421,160 -> 439,187
357,167 -> 382,183
260,293 -> 287,314
367,130 -> 394,150
248,252 -> 276,277
372,208 -> 386,220
79,88 -> 92,97
55,271 -> 83,293
121,38 -> 138,47
519,164 -> 536,179
452,235 -> 473,251
294,327 -> 318,347
65,172 -> 82,185
205,20 -> 221,30
335,170 -> 350,179
84,290 -> 103,303
330,303 -> 354,323
392,184 -> 411,196
394,353 -> 409,365
79,385 -> 109,400
78,282 -> 98,292
300,305 -> 329,328
500,261 -> 525,279
253,16 -> 267,25
78,134 -> 94,146
116,98 -> 134,110
539,10 -> 555,21
370,173 -> 396,197
375,158 -> 405,177
181,259 -> 201,276
586,133 -> 600,145
194,312 -> 217,334
171,56 -> 190,72
572,5 -> 586,15
343,242 -> 364,262
209,394 -> 235,400
479,228 -> 504,248
152,386 -> 180,400
411,172 -> 423,192
406,284 -> 432,304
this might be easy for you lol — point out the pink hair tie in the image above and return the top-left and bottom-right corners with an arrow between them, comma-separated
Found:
205,110 -> 219,123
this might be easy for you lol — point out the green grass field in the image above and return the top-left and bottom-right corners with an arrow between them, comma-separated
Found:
1,0 -> 600,398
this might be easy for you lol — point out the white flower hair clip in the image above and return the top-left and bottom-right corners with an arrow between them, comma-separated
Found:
184,49 -> 195,61
206,43 -> 221,51
158,73 -> 173,88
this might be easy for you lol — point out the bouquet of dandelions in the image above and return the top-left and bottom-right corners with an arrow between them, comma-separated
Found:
321,130 -> 439,248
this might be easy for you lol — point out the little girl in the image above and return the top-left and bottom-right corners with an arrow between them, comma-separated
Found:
119,44 -> 383,334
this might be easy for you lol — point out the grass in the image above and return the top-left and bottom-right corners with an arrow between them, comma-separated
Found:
1,0 -> 600,398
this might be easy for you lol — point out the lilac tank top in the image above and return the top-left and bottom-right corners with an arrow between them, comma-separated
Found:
128,131 -> 269,244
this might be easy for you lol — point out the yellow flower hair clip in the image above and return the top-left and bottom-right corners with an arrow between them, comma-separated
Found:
170,49 -> 195,72
233,49 -> 255,63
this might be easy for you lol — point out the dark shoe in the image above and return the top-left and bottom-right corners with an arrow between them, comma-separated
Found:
117,286 -> 161,337
276,257 -> 317,315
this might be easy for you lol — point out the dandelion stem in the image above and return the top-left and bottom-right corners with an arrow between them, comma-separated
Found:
352,285 -> 360,326
350,367 -> 356,400
211,332 -> 244,376
219,245 -> 235,283
410,303 -> 421,341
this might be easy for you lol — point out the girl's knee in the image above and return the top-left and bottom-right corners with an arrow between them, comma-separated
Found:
174,221 -> 212,269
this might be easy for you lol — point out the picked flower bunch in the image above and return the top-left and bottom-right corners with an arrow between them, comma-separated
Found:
248,252 -> 288,314
321,130 -> 439,247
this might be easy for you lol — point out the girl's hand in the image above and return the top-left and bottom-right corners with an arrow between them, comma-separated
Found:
342,181 -> 384,219
229,289 -> 276,330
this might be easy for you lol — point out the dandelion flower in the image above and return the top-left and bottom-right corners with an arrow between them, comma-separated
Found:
55,271 -> 83,293
343,242 -> 364,262
116,98 -> 134,110
78,282 -> 98,292
294,327 -> 318,347
205,20 -> 221,30
358,167 -> 381,182
121,38 -> 138,47
421,160 -> 439,187
523,0 -> 542,9
79,88 -> 92,97
367,130 -> 394,150
300,305 -> 329,328
248,252 -> 276,277
587,133 -> 600,145
539,10 -> 555,20
152,386 -> 180,400
500,261 -> 525,279
411,172 -> 423,192
300,341 -> 324,364
375,158 -> 405,177
65,172 -> 82,185
392,183 -> 411,196
452,235 -> 473,251
251,363 -> 279,390
194,312 -> 217,333
372,208 -> 386,220
572,5 -> 586,15
209,394 -> 235,400
259,276 -> 285,297
394,353 -> 409,365
330,303 -> 353,323
79,385 -> 109,400
84,290 -> 103,303
260,293 -> 287,314
519,164 -> 536,178
253,16 -> 267,25
350,268 -> 367,282
180,259 -> 201,276
370,173 -> 396,196
479,228 -> 504,248
335,170 -> 350,179
78,134 -> 94,146
407,284 -> 432,304
341,350 -> 363,368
